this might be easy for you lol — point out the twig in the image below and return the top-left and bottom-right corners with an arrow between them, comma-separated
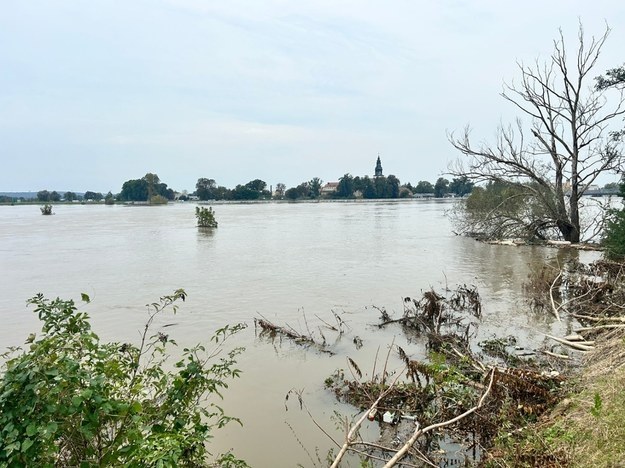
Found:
351,441 -> 436,467
575,324 -> 625,332
329,372 -> 402,468
549,270 -> 562,321
540,350 -> 570,360
382,368 -> 496,468
570,314 -> 625,323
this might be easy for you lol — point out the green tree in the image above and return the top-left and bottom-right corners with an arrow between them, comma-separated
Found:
244,179 -> 266,192
212,186 -> 232,200
37,190 -> 50,202
336,174 -> 355,198
83,191 -> 103,201
603,182 -> 625,259
50,191 -> 61,202
308,177 -> 323,198
373,176 -> 386,198
284,182 -> 310,200
385,175 -> 401,198
0,291 -> 247,467
414,181 -> 434,194
231,185 -> 259,200
361,176 -> 376,199
104,192 -> 115,205
195,178 -> 217,201
434,177 -> 450,198
143,173 -> 160,201
119,179 -> 149,201
449,176 -> 474,197
64,191 -> 77,202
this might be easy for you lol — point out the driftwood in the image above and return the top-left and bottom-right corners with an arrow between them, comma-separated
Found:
575,324 -> 625,333
540,350 -> 571,360
545,333 -> 594,351
254,316 -> 335,355
571,314 -> 625,323
382,369 -> 496,468
549,270 -> 563,321
329,369 -> 497,468
329,373 -> 403,468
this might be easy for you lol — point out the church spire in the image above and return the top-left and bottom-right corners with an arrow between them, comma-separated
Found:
374,153 -> 383,177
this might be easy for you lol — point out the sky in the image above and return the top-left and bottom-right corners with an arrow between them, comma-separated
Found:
1,1 -> 624,193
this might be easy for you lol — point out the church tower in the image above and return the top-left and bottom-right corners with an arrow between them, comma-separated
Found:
374,154 -> 383,178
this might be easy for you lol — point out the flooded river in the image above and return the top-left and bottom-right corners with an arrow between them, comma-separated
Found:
0,200 -> 599,466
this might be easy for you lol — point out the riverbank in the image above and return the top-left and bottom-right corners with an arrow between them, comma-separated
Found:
486,328 -> 625,467
486,262 -> 625,467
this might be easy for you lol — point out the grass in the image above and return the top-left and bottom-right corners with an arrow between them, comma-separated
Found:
486,329 -> 625,467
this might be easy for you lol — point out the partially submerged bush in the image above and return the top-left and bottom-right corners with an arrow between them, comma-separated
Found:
149,194 -> 168,205
196,206 -> 218,228
40,204 -> 53,215
0,290 -> 247,467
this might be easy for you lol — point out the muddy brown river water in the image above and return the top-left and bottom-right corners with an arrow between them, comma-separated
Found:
0,200 -> 599,466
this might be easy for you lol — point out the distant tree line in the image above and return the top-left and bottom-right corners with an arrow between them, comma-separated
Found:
12,171 -> 617,206
192,175 -> 475,201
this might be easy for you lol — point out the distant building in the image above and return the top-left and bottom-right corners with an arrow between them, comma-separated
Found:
321,182 -> 339,195
374,154 -> 383,178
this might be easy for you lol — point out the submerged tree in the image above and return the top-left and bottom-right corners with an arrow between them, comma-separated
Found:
40,204 -> 53,215
196,206 -> 218,228
449,25 -> 625,242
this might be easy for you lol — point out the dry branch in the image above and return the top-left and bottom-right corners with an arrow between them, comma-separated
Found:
382,369 -> 496,468
545,333 -> 594,351
329,373 -> 402,468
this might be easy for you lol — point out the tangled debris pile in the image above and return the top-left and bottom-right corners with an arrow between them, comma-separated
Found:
325,285 -> 566,466
255,261 -> 625,466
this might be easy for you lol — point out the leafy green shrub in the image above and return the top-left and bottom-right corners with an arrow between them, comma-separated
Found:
603,183 -> 625,260
40,204 -> 53,215
0,290 -> 247,467
196,206 -> 218,228
603,208 -> 625,259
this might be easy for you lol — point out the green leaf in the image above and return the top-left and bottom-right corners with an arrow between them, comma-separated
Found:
130,401 -> 142,414
25,424 -> 37,437
81,293 -> 90,303
21,438 -> 33,452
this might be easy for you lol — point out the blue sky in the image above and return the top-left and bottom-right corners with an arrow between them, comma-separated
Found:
1,0 -> 624,193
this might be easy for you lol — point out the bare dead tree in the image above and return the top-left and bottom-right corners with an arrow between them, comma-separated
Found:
449,24 -> 625,242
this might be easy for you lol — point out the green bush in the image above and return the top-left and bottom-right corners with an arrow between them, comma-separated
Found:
602,182 -> 625,260
40,204 -> 53,215
603,208 -> 625,260
0,290 -> 247,467
196,206 -> 218,228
